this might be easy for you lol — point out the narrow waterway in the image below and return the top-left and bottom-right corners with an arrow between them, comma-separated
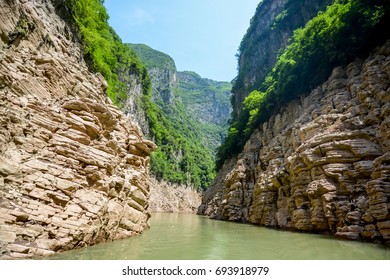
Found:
48,213 -> 390,260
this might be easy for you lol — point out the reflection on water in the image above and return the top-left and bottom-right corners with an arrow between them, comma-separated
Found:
48,213 -> 390,260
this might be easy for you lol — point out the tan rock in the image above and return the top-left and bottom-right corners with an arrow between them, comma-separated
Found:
0,0 -> 155,259
200,40 -> 390,246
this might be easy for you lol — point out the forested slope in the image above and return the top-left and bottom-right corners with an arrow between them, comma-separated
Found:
129,44 -> 231,190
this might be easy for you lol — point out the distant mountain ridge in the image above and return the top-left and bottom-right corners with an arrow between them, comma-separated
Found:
128,43 -> 232,189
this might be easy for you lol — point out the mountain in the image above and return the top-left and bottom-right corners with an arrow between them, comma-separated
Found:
128,43 -> 232,189
126,44 -> 176,105
176,71 -> 231,152
200,0 -> 390,246
232,0 -> 333,118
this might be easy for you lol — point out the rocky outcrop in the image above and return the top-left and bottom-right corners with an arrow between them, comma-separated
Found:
119,67 -> 150,136
199,40 -> 390,246
233,0 -> 332,118
127,43 -> 177,106
177,71 -> 231,126
148,178 -> 201,213
129,44 -> 231,149
0,0 -> 156,259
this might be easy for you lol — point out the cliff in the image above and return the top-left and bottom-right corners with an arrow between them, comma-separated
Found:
232,0 -> 332,118
176,71 -> 231,152
127,44 -> 176,106
148,178 -> 201,213
0,0 -> 156,259
177,71 -> 231,126
129,44 -> 231,190
199,40 -> 390,245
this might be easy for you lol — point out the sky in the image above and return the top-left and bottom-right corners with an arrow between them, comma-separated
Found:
104,0 -> 260,82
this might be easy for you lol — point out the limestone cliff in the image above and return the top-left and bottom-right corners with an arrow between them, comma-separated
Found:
175,71 -> 231,152
199,40 -> 390,245
128,44 -> 230,190
119,65 -> 150,136
0,0 -> 156,259
148,178 -> 201,213
233,0 -> 332,118
176,71 -> 231,126
128,44 -> 231,150
127,44 -> 177,106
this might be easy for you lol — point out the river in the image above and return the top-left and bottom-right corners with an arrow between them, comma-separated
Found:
48,213 -> 390,260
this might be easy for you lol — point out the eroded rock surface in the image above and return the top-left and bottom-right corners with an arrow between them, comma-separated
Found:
148,178 -> 201,213
199,40 -> 390,246
0,0 -> 156,259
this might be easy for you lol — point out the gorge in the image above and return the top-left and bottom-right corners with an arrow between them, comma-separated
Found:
1,0 -> 390,260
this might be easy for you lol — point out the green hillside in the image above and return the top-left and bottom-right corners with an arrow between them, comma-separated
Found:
128,45 -> 231,190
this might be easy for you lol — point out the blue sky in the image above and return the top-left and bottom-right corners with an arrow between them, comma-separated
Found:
104,0 -> 260,82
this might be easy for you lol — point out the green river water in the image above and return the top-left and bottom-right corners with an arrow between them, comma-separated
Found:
48,213 -> 390,260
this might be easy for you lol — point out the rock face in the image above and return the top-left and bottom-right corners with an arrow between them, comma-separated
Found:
176,71 -> 231,151
127,43 -> 177,106
233,0 -> 332,118
128,43 -> 230,190
0,0 -> 156,259
119,67 -> 150,136
129,44 -> 232,149
177,71 -> 231,126
148,178 -> 201,213
199,40 -> 390,246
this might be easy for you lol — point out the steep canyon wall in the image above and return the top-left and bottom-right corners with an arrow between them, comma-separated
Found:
199,41 -> 390,245
233,0 -> 332,117
0,0 -> 156,259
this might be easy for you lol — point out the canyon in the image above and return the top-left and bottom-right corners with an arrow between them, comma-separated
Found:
1,0 -> 390,261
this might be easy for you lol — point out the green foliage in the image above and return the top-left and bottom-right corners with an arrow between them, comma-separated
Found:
217,0 -> 390,169
8,13 -> 36,43
65,0 -> 150,106
144,94 -> 216,190
65,0 -> 231,190
130,44 -> 231,190
233,0 -> 333,106
175,71 -> 232,153
127,44 -> 177,73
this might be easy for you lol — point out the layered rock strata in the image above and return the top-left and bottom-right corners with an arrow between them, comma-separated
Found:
0,0 -> 156,259
148,178 -> 201,213
199,41 -> 390,246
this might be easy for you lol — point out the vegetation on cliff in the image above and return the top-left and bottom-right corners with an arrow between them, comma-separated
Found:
217,0 -> 390,169
65,0 -> 151,106
64,0 -> 231,189
127,44 -> 176,74
231,0 -> 333,119
176,71 -> 231,152
142,88 -> 217,190
129,45 -> 231,190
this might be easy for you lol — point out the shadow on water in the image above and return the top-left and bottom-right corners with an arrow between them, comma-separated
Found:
47,213 -> 390,260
